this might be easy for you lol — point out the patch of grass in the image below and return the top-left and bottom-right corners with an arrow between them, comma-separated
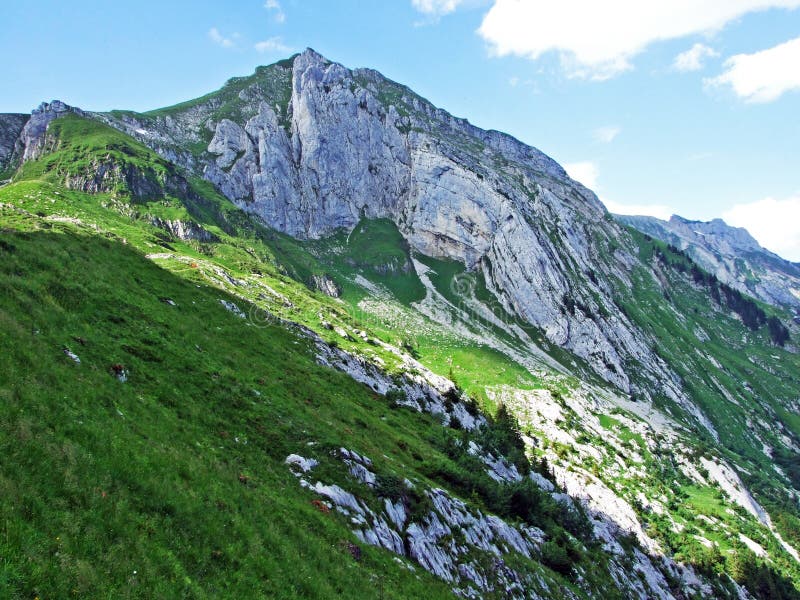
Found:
597,414 -> 620,430
309,218 -> 427,304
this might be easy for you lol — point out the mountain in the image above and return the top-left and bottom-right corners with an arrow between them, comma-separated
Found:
1,49 -> 799,599
95,49 -> 689,400
618,213 -> 800,312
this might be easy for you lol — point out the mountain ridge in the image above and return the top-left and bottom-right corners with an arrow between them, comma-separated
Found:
80,48 -> 688,402
617,213 -> 800,311
1,48 -> 800,599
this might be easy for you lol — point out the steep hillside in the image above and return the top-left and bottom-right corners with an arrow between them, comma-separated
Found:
1,50 -> 800,598
618,213 -> 800,311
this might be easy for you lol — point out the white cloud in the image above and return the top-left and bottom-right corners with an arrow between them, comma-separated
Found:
208,27 -> 236,49
673,43 -> 719,72
593,126 -> 620,143
477,0 -> 800,79
254,37 -> 292,54
723,195 -> 800,261
564,161 -> 600,190
565,160 -> 673,219
265,0 -> 286,23
412,0 -> 464,16
706,36 -> 800,102
508,76 -> 519,87
602,199 -> 675,220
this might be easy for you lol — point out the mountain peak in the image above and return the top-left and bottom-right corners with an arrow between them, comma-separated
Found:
298,46 -> 324,60
20,100 -> 84,162
669,214 -> 762,251
619,212 -> 800,308
32,99 -> 74,115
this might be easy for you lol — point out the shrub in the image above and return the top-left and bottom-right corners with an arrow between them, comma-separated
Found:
768,315 -> 790,346
478,403 -> 530,475
376,473 -> 406,502
385,388 -> 406,407
540,540 -> 572,575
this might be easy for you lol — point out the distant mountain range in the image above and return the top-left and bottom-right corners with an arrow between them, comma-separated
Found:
617,214 -> 800,313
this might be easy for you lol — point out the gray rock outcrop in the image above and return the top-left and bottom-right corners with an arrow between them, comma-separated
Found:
19,100 -> 83,163
148,217 -> 218,242
286,446 -> 727,599
0,113 -> 29,175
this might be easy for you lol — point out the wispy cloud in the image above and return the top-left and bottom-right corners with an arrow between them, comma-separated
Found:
673,43 -> 719,72
506,75 -> 542,95
208,27 -> 237,49
411,0 -> 464,16
705,36 -> 800,103
723,194 -> 800,261
477,0 -> 800,80
254,36 -> 292,54
411,0 -> 467,25
592,126 -> 620,144
265,0 -> 286,24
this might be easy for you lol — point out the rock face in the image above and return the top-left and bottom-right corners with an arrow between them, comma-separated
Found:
310,273 -> 341,297
0,113 -> 29,175
619,214 -> 800,310
19,101 -> 83,163
286,446 -> 724,600
148,217 -> 218,242
94,49 -> 689,402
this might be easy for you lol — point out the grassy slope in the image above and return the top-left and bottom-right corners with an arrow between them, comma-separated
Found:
0,113 -> 636,599
304,217 -> 427,305
15,114 -> 175,186
0,222 -> 468,599
620,229 -> 800,449
616,229 -> 800,561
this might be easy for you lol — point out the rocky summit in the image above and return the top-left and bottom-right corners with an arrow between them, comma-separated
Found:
1,49 -> 799,599
618,213 -> 800,311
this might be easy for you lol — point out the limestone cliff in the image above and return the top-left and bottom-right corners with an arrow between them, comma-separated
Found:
94,49 -> 689,404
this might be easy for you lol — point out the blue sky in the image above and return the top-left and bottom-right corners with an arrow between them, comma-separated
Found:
2,0 -> 799,259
